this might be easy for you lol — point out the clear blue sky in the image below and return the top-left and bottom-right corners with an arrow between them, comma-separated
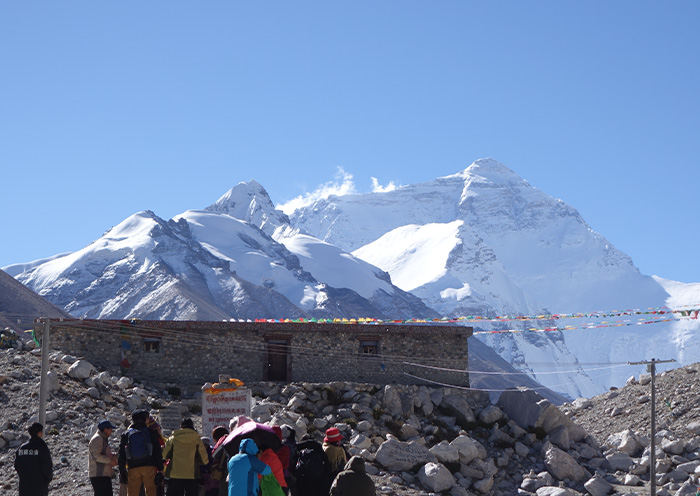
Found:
2,2 -> 699,284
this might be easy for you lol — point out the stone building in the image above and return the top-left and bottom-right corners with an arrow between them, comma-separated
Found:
41,319 -> 472,387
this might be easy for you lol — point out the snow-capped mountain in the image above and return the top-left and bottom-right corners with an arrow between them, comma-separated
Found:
5,157 -> 697,398
288,158 -> 698,398
4,189 -> 435,322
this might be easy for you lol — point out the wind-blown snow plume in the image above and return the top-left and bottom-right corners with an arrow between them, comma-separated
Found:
278,167 -> 356,215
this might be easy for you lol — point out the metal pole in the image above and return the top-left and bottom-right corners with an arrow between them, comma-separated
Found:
650,359 -> 656,496
628,358 -> 675,496
38,318 -> 50,427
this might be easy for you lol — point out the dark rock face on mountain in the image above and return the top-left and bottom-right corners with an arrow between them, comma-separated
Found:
0,269 -> 72,332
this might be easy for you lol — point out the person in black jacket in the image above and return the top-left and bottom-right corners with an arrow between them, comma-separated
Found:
14,422 -> 53,496
118,410 -> 164,496
293,435 -> 330,496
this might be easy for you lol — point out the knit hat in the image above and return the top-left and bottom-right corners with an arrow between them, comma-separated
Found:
324,427 -> 342,443
180,418 -> 194,430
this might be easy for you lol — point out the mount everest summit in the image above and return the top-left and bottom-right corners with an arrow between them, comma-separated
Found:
5,158 -> 700,399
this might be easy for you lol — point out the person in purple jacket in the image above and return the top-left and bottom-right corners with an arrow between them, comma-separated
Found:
227,438 -> 271,496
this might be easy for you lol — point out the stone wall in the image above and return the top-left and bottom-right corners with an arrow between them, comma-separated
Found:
43,319 -> 471,387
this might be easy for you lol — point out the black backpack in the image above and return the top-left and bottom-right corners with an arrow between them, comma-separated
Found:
295,447 -> 326,479
125,426 -> 153,463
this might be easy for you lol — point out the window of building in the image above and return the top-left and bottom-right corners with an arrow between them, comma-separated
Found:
360,340 -> 379,355
143,338 -> 161,354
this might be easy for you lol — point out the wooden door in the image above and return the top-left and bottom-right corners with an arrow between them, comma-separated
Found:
266,339 -> 289,381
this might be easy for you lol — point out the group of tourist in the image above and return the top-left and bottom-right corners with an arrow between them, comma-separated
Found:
13,410 -> 375,496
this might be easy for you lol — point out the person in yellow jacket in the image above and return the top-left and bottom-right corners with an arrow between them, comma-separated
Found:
163,418 -> 209,496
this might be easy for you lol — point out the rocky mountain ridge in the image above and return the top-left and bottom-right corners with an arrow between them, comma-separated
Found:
0,270 -> 71,332
2,340 -> 700,496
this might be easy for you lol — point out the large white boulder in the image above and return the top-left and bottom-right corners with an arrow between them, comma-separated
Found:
356,420 -> 372,432
67,360 -> 94,380
375,438 -> 436,471
418,462 -> 455,493
450,435 -> 481,465
584,475 -> 613,496
382,385 -> 403,417
47,370 -> 60,392
543,442 -> 587,482
350,434 -> 372,451
116,376 -> 132,389
478,405 -> 503,426
605,429 -> 642,456
536,487 -> 577,496
605,452 -> 634,472
430,440 -> 459,464
498,389 -> 586,442
400,423 -> 420,440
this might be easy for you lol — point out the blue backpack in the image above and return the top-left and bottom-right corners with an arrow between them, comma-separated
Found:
125,426 -> 153,463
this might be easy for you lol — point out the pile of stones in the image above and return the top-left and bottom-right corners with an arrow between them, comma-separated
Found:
2,339 -> 700,496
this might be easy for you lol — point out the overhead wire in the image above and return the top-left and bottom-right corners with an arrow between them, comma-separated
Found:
403,361 -> 630,376
406,365 -> 628,394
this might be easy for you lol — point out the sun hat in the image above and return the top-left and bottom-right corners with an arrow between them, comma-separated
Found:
324,427 -> 343,443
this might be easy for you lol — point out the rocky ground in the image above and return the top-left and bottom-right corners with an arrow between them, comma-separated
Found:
562,365 -> 700,442
1,340 -> 700,496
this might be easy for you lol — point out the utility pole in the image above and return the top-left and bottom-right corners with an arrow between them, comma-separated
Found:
38,318 -> 50,427
628,358 -> 675,496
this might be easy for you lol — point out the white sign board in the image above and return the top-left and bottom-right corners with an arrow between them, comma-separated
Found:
201,387 -> 252,439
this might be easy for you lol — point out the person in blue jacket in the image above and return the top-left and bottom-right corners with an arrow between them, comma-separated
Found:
227,438 -> 271,496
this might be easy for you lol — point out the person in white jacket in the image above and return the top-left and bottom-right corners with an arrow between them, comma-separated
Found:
88,420 -> 118,496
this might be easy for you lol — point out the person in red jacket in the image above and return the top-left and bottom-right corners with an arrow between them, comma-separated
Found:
271,426 -> 292,495
258,446 -> 287,493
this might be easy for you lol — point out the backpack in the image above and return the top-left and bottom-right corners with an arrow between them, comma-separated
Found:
260,474 -> 286,496
295,447 -> 326,479
125,426 -> 153,463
